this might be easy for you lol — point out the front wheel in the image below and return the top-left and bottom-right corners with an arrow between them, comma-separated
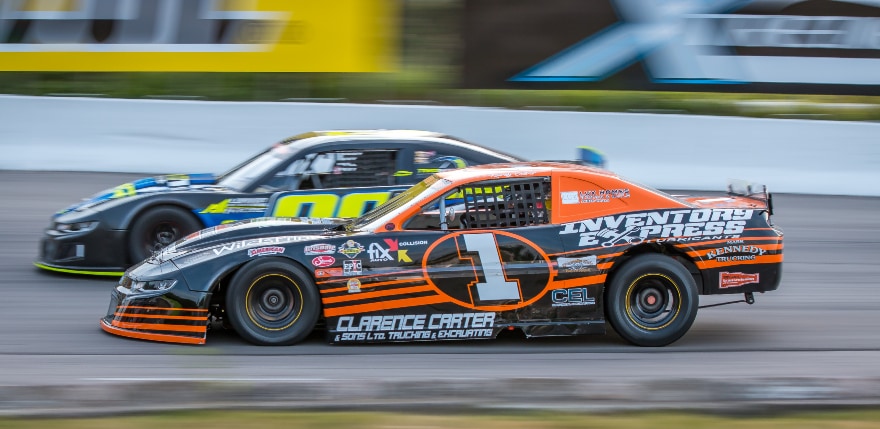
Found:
605,254 -> 699,347
128,206 -> 202,263
225,258 -> 320,346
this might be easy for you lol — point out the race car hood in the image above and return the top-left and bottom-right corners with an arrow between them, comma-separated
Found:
151,216 -> 351,264
56,173 -> 219,216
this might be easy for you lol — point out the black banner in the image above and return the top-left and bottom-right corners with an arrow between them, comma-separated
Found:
462,0 -> 880,94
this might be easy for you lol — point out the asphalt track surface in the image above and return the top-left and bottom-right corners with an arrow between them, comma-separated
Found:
2,170 -> 880,414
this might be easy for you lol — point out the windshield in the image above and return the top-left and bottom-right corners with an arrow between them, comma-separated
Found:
217,144 -> 294,191
352,175 -> 443,230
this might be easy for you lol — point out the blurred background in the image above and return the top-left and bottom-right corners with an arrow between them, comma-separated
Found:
2,0 -> 880,422
1,0 -> 879,120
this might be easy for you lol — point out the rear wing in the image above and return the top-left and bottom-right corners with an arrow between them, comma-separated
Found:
727,179 -> 773,216
537,146 -> 607,168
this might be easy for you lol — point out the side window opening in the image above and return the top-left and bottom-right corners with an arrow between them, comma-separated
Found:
261,149 -> 398,191
403,177 -> 551,230
318,150 -> 397,188
413,151 -> 473,177
460,179 -> 550,229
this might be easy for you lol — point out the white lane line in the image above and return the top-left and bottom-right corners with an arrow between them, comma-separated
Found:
83,377 -> 336,382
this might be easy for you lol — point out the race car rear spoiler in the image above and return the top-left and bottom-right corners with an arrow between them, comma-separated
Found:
538,146 -> 607,168
727,179 -> 773,216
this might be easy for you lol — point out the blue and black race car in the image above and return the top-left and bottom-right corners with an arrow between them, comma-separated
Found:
37,130 -> 536,276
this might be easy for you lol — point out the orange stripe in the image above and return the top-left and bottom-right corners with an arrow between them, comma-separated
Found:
114,312 -> 207,321
101,319 -> 205,345
117,305 -> 208,312
323,278 -> 425,294
695,254 -> 784,269
323,295 -> 449,317
316,268 -> 425,285
322,285 -> 435,304
560,275 -> 607,287
111,320 -> 207,333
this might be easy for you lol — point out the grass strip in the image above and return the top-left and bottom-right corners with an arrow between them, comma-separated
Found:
3,409 -> 880,429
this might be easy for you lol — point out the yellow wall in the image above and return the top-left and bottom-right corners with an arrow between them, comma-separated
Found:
0,0 -> 399,72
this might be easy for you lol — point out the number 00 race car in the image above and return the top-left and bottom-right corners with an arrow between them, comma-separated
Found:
36,130 -> 534,276
100,162 -> 783,347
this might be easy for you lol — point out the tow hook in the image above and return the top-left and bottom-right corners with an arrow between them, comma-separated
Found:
699,292 -> 757,309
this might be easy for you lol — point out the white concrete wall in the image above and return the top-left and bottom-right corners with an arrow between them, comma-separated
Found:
1,95 -> 877,196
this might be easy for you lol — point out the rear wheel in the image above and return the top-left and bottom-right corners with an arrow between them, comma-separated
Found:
128,206 -> 201,263
605,254 -> 698,347
225,258 -> 320,346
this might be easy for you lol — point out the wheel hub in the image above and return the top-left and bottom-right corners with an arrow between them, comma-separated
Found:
248,275 -> 299,327
626,274 -> 680,329
637,288 -> 665,314
262,289 -> 286,312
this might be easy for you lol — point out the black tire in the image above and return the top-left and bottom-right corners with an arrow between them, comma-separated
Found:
128,206 -> 202,263
605,254 -> 699,347
225,258 -> 320,346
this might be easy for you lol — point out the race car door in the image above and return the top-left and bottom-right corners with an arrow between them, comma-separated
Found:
398,176 -> 564,320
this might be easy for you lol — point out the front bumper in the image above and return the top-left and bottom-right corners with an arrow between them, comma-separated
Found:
100,281 -> 212,345
37,226 -> 129,275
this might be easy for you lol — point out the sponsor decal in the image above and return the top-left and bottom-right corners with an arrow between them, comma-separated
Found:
557,255 -> 597,273
347,278 -> 361,293
315,267 -> 343,278
332,312 -> 496,342
368,239 -> 412,263
706,245 -> 767,262
551,287 -> 596,307
489,171 -> 535,179
225,198 -> 269,214
338,240 -> 365,259
304,243 -> 337,255
399,240 -> 429,247
312,255 -> 336,268
201,198 -> 269,214
343,259 -> 363,276
211,236 -> 315,255
720,272 -> 760,289
561,189 -> 630,204
561,191 -> 579,205
560,209 -> 754,247
248,246 -> 284,257
368,243 -> 392,262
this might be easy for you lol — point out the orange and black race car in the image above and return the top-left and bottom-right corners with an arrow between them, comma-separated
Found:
101,162 -> 783,347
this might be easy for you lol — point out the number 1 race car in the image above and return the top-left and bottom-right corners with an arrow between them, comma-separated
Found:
100,162 -> 783,347
36,130 -> 531,276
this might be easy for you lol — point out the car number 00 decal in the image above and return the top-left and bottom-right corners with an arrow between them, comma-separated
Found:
272,191 -> 394,218
462,233 -> 521,301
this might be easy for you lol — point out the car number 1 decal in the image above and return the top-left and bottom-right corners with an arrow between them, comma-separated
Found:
461,233 -> 521,301
422,231 -> 553,311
